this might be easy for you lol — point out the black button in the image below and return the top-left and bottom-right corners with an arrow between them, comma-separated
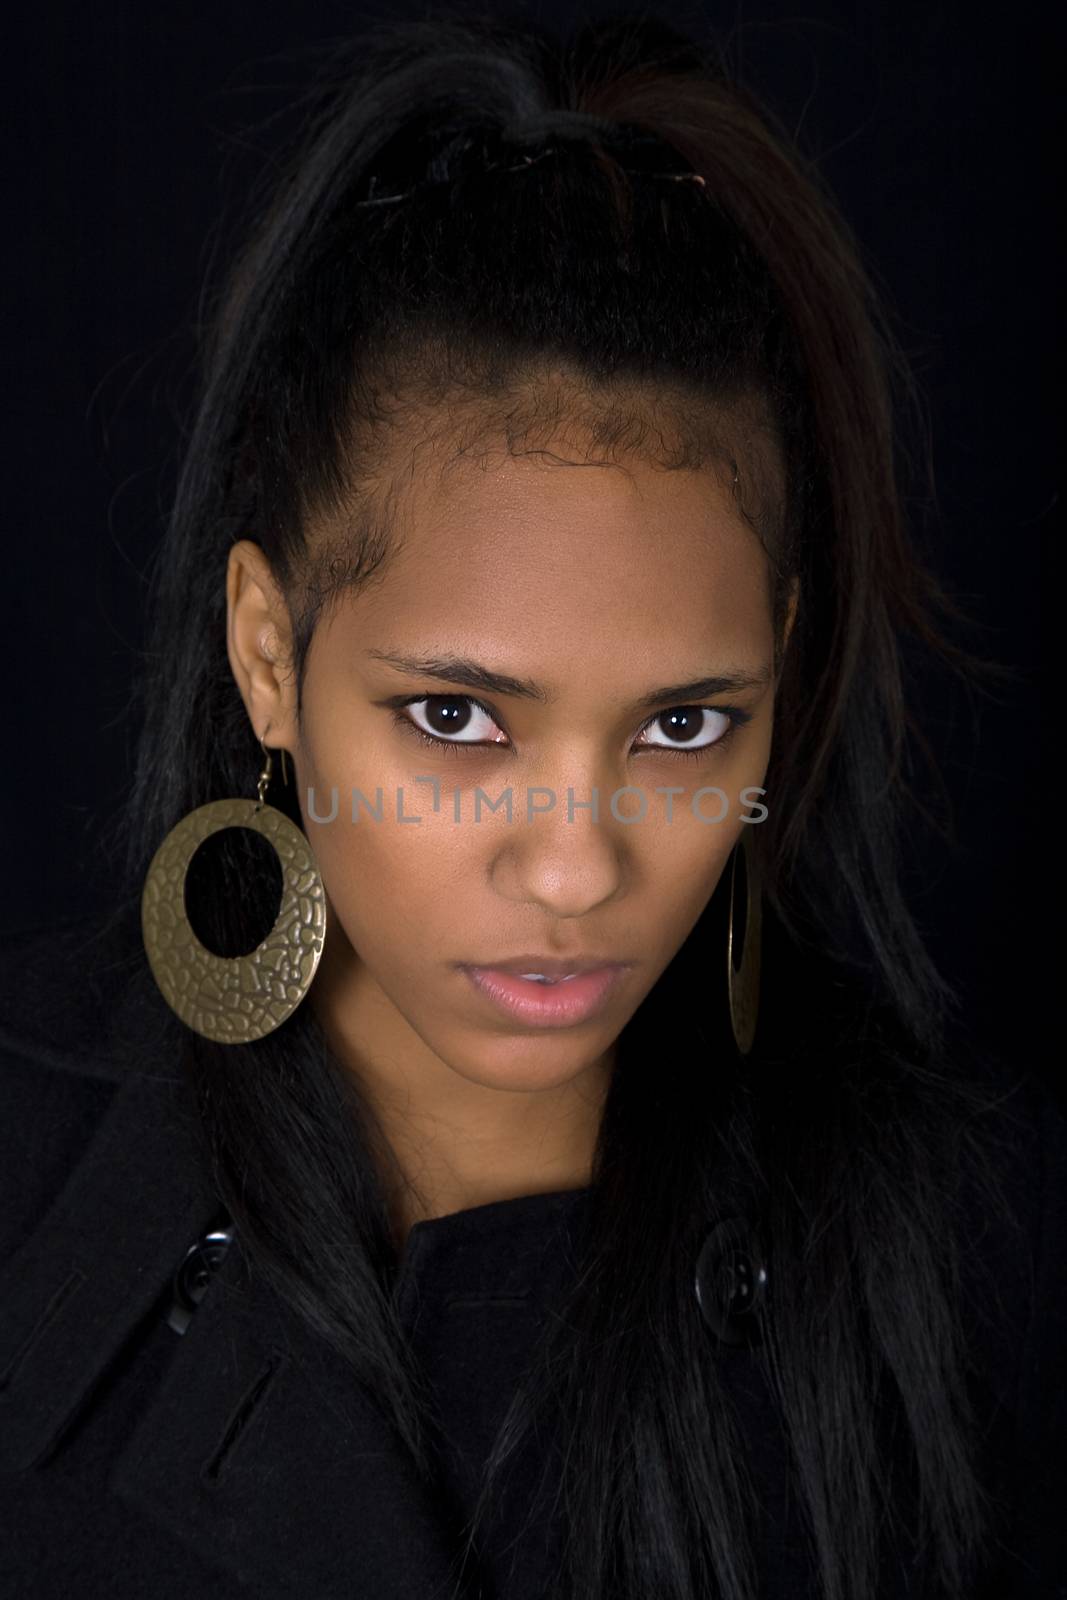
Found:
166,1224 -> 235,1335
694,1216 -> 768,1347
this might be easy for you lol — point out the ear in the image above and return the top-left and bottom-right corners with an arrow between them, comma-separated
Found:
225,540 -> 298,754
783,576 -> 799,648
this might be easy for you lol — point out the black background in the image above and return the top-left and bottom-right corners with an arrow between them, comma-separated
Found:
6,5 -> 1054,1086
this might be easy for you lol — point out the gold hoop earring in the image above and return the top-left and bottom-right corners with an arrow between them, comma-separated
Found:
141,736 -> 326,1044
727,826 -> 762,1056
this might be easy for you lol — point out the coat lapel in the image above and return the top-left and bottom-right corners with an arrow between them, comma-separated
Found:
0,998 -> 479,1599
108,1218 -> 477,1599
0,1065 -> 220,1471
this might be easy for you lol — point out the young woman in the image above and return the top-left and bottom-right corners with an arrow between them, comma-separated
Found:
0,12 -> 1061,1600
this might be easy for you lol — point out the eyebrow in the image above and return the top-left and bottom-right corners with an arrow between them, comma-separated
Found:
364,649 -> 772,712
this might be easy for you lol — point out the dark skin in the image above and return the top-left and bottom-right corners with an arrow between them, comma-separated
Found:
226,417 -> 796,1249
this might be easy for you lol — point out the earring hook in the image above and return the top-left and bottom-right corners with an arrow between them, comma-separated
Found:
256,737 -> 273,809
257,732 -> 292,808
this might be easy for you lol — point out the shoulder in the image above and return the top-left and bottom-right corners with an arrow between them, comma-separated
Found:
922,1041 -> 1066,1503
0,898 -> 167,1264
0,900 -> 145,1078
950,1048 -> 1066,1280
943,1048 -> 1067,1591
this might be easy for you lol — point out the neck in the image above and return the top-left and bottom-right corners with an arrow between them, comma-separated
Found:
308,935 -> 614,1248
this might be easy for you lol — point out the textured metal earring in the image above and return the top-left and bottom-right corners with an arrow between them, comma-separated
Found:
726,826 -> 762,1055
141,736 -> 326,1043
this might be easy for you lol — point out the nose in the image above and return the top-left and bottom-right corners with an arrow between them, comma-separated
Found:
489,786 -> 631,917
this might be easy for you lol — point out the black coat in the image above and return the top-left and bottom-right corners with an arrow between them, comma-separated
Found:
1,912 -> 1064,1600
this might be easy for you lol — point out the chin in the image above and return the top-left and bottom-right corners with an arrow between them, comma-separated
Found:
442,1033 -> 609,1093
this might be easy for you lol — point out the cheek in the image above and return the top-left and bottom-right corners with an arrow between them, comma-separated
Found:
649,814 -> 740,934
292,678 -> 411,809
302,797 -> 484,968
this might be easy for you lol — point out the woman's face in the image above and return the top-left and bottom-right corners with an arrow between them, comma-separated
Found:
229,429 -> 790,1098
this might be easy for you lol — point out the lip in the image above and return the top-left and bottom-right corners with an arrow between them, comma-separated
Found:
459,963 -> 631,1028
463,953 -> 629,978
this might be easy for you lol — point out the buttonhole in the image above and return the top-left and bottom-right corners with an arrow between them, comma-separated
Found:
201,1356 -> 283,1483
0,1270 -> 86,1394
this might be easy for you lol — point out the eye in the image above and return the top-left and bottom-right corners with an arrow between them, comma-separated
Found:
395,695 -> 508,748
634,705 -> 748,760
392,695 -> 750,760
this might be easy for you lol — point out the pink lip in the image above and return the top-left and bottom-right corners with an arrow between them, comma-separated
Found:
460,964 -> 629,1028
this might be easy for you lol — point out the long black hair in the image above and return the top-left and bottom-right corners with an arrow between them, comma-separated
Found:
100,10 -> 1023,1598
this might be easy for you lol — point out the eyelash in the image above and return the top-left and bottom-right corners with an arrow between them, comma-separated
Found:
390,694 -> 752,762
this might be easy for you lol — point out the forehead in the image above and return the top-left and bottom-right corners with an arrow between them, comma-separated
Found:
342,444 -> 774,662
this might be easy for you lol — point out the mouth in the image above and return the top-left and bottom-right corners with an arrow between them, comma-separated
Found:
457,963 -> 631,1028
